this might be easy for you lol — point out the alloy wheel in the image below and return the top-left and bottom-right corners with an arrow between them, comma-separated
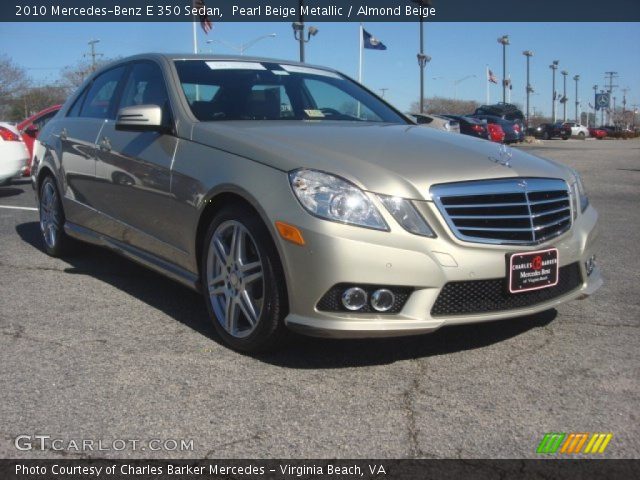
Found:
39,181 -> 61,249
206,220 -> 265,338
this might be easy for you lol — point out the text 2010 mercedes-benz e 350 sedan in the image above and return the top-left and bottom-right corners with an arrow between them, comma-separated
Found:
32,54 -> 602,352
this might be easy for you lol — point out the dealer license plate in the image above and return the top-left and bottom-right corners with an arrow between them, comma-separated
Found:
508,248 -> 559,294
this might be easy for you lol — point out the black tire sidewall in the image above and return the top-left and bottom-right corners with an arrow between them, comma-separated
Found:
201,205 -> 287,352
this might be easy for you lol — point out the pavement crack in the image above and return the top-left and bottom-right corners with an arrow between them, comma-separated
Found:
203,430 -> 265,459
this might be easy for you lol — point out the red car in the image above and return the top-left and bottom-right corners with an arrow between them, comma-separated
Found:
486,123 -> 505,143
17,104 -> 62,175
588,127 -> 607,139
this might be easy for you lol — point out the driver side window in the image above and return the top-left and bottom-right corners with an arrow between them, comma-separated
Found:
118,61 -> 171,126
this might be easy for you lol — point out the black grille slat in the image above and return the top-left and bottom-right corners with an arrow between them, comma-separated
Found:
432,178 -> 572,245
431,263 -> 582,316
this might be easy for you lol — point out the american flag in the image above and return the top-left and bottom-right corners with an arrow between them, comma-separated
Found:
193,0 -> 213,34
488,69 -> 498,84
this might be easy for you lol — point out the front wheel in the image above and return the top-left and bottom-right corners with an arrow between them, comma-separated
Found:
562,136 -> 569,140
201,205 -> 288,352
578,131 -> 586,139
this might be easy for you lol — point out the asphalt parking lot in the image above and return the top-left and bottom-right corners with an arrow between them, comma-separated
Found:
1,139 -> 638,459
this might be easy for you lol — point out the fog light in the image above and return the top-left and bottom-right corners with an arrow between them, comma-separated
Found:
371,289 -> 396,312
341,287 -> 367,311
585,255 -> 597,276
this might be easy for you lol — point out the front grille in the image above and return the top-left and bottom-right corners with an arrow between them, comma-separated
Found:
431,178 -> 572,245
431,262 -> 582,316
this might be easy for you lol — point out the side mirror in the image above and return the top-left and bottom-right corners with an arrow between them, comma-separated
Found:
24,124 -> 39,136
116,105 -> 164,132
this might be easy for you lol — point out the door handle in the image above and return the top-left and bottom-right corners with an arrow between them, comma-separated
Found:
59,128 -> 67,140
98,137 -> 111,152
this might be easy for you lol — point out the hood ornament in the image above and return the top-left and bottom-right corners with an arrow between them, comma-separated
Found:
488,144 -> 513,168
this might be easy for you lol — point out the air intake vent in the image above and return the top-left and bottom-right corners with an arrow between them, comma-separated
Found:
431,178 -> 572,245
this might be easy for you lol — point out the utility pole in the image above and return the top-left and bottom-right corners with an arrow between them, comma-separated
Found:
604,71 -> 619,125
498,35 -> 510,103
379,88 -> 389,98
621,87 -> 629,126
85,39 -> 103,72
550,61 -> 559,123
561,70 -> 568,122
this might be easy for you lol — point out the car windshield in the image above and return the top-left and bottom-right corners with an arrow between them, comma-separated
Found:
173,60 -> 406,123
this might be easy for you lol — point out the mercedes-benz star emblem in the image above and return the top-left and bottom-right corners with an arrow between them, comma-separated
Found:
488,144 -> 513,168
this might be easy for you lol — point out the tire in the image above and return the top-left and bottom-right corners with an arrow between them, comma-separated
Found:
562,136 -> 568,140
38,176 -> 73,257
578,131 -> 586,140
201,204 -> 288,352
542,131 -> 550,140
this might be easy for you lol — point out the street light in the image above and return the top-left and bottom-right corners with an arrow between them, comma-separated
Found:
573,75 -> 580,123
206,34 -> 276,55
522,50 -> 534,128
292,1 -> 319,63
549,60 -> 559,123
561,70 -> 569,122
592,84 -> 598,127
412,0 -> 432,113
453,75 -> 476,99
497,35 -> 510,103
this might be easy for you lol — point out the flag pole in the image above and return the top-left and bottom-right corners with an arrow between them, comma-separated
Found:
358,23 -> 363,84
486,65 -> 490,104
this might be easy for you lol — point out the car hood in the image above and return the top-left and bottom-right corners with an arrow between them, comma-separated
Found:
191,121 -> 571,200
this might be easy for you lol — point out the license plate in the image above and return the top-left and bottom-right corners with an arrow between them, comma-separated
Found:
508,248 -> 559,294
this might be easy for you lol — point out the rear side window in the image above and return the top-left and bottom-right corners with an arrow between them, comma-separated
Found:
67,87 -> 88,117
79,66 -> 126,119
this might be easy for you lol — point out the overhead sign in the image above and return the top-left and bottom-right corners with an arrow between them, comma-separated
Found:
595,93 -> 610,111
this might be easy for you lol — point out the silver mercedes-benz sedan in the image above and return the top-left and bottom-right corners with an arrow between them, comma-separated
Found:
32,54 -> 602,351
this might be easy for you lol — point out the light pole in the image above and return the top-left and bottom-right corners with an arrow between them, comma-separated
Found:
497,35 -> 510,103
412,0 -> 432,113
561,70 -> 568,122
206,34 -> 276,55
573,75 -> 580,123
592,84 -> 598,127
292,1 -> 318,62
550,60 -> 559,123
453,75 -> 476,99
523,50 -> 533,128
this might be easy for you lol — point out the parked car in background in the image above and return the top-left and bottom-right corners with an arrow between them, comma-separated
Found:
588,127 -> 607,139
32,54 -> 601,352
474,103 -> 524,126
409,113 -> 460,133
441,115 -> 489,140
17,104 -> 62,175
472,114 -> 521,143
0,122 -> 29,185
530,122 -> 572,140
563,122 -> 590,139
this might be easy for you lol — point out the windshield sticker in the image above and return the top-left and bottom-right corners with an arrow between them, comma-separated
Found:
281,65 -> 341,78
206,61 -> 266,71
304,109 -> 325,118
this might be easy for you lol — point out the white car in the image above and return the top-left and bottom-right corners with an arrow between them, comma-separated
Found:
564,122 -> 590,139
409,113 -> 461,133
0,122 -> 29,185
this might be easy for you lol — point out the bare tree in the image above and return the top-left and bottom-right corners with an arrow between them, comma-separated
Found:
7,85 -> 68,121
410,96 -> 481,116
0,54 -> 29,118
59,57 -> 118,95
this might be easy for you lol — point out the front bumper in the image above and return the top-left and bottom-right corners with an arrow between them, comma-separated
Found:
278,199 -> 601,338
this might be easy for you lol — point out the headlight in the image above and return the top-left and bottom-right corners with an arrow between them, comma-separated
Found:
378,195 -> 436,237
289,169 -> 388,231
570,169 -> 589,213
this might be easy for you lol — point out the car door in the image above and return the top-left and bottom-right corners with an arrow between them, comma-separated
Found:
93,60 -> 181,257
58,65 -> 127,226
